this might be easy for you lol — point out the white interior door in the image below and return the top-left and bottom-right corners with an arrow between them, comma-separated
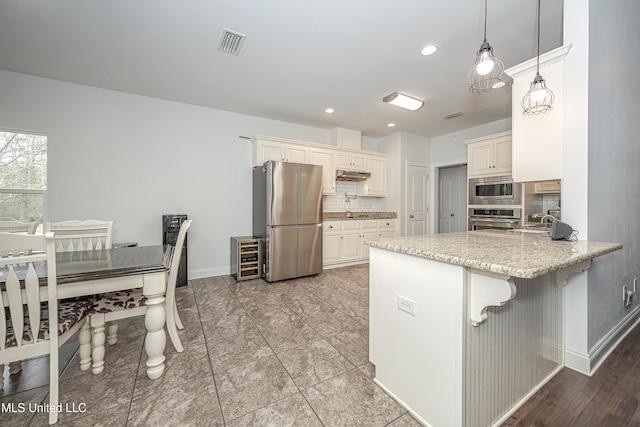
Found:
438,165 -> 467,233
406,163 -> 429,236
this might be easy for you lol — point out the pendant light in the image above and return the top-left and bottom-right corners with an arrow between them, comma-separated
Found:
521,0 -> 554,114
468,0 -> 504,93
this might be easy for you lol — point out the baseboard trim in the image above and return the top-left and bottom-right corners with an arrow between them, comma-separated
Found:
189,266 -> 229,280
373,378 -> 433,427
323,260 -> 368,270
565,305 -> 640,376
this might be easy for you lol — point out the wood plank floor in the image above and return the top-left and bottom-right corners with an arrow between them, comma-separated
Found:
505,322 -> 640,426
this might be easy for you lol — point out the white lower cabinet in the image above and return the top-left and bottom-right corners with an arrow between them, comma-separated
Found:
323,219 -> 396,268
343,231 -> 362,261
322,232 -> 343,264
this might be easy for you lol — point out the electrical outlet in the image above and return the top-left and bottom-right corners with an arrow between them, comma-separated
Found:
397,295 -> 416,316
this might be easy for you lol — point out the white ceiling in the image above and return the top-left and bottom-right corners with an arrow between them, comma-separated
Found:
0,0 -> 564,139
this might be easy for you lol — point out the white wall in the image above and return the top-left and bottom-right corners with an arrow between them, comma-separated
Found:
586,0 -> 640,347
0,70 -> 336,278
562,0 -> 640,372
375,132 -> 430,235
430,118 -> 511,164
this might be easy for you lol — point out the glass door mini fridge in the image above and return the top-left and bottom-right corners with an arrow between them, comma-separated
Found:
230,236 -> 261,281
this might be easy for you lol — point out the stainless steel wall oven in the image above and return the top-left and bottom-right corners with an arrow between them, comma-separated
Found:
469,175 -> 522,205
468,208 -> 522,231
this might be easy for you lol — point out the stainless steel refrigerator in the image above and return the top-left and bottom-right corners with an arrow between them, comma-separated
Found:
253,161 -> 323,282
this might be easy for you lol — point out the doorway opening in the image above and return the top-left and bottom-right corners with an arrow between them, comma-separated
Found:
437,164 -> 467,233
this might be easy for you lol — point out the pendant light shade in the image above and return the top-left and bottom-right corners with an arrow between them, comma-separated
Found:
521,73 -> 554,114
468,0 -> 504,93
521,0 -> 554,114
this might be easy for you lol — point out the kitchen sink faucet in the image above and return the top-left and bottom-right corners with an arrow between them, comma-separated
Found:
532,213 -> 556,223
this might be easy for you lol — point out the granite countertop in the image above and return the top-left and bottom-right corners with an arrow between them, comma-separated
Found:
367,230 -> 622,279
323,211 -> 397,221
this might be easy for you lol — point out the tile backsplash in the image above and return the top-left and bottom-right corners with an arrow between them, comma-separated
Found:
323,181 -> 380,212
528,193 -> 561,218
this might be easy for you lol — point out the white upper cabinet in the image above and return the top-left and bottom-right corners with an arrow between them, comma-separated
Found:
534,180 -> 561,194
253,138 -> 308,165
465,132 -> 512,178
252,135 -> 387,197
336,152 -> 367,171
505,45 -> 572,182
308,147 -> 336,195
357,155 -> 387,197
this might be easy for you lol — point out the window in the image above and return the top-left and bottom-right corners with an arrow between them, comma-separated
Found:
0,130 -> 47,225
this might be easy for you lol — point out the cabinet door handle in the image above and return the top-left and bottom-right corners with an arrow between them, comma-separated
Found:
451,214 -> 455,217
410,215 -> 414,218
329,225 -> 333,229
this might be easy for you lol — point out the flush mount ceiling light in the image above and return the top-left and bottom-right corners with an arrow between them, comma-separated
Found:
468,0 -> 504,93
521,0 -> 555,115
382,92 -> 424,111
325,108 -> 335,114
387,123 -> 396,127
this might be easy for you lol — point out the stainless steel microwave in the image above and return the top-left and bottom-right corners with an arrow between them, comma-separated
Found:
468,175 -> 522,205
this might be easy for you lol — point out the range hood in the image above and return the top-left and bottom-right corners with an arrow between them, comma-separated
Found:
336,170 -> 371,182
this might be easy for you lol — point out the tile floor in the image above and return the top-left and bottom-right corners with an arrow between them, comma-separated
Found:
1,265 -> 423,426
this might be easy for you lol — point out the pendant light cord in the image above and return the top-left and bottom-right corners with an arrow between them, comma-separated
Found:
536,0 -> 541,76
483,0 -> 488,42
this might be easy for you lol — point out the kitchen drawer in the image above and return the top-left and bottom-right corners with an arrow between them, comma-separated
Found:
342,220 -> 362,230
324,221 -> 342,231
361,220 -> 378,230
377,219 -> 397,229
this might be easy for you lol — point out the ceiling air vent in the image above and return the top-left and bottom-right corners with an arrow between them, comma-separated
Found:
441,111 -> 463,120
217,28 -> 246,56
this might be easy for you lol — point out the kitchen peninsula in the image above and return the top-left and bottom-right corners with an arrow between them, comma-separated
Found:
367,230 -> 621,427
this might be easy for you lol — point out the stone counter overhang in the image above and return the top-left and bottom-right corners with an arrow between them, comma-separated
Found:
366,230 -> 622,279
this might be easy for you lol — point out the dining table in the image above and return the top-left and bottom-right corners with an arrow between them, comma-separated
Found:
0,244 -> 174,380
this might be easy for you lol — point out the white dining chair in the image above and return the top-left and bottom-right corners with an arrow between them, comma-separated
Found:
44,219 -> 119,339
0,220 -> 39,235
0,232 -> 92,425
0,220 -> 41,378
89,219 -> 192,374
45,219 -> 114,252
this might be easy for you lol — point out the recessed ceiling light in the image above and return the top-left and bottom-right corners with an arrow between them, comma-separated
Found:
421,45 -> 438,56
387,123 -> 396,127
325,108 -> 335,113
382,92 -> 424,111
